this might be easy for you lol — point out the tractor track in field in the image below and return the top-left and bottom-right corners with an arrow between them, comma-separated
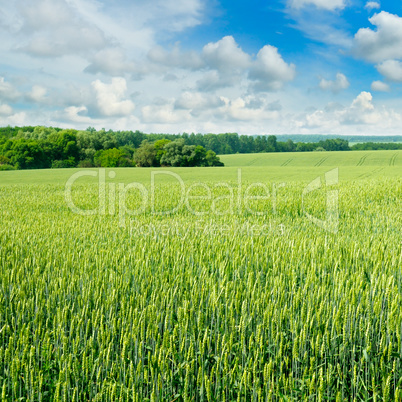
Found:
315,157 -> 328,167
245,158 -> 259,166
281,158 -> 293,166
389,153 -> 397,166
357,167 -> 384,179
357,154 -> 368,166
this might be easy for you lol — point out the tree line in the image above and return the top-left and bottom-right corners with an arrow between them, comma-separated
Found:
0,126 -> 224,170
275,134 -> 402,143
0,126 -> 400,170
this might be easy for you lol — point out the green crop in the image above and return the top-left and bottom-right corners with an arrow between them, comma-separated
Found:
0,156 -> 401,400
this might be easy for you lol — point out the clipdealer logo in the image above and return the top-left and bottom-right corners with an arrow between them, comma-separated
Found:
65,167 -> 339,233
64,169 -> 286,228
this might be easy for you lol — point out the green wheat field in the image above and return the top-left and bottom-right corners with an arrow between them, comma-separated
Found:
0,150 -> 401,401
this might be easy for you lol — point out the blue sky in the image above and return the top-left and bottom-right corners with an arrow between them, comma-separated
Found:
1,0 -> 402,134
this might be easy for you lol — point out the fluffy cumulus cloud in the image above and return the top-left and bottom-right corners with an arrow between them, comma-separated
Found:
319,73 -> 350,93
350,91 -> 374,110
289,0 -> 345,11
248,45 -> 296,92
147,44 -> 204,71
300,91 -> 402,132
91,78 -> 135,117
376,60 -> 402,82
174,92 -> 224,114
202,36 -> 250,72
216,96 -> 281,122
0,111 -> 26,127
144,36 -> 295,93
139,91 -> 284,129
341,91 -> 395,125
0,104 -> 13,116
365,2 -> 380,11
196,36 -> 251,91
196,70 -> 238,92
2,0 -> 402,135
26,85 -> 47,103
61,106 -> 93,124
0,77 -> 20,102
142,102 -> 190,124
371,80 -> 390,92
353,12 -> 402,63
84,48 -> 137,76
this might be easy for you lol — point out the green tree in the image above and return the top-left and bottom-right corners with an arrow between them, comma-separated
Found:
52,157 -> 77,168
255,136 -> 267,153
160,139 -> 186,166
0,155 -> 11,165
134,141 -> 157,167
154,139 -> 171,166
185,145 -> 207,167
206,150 -> 224,166
94,148 -> 132,167
266,135 -> 278,152
7,138 -> 50,169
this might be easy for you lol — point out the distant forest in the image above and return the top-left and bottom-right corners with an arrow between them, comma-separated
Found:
0,126 -> 401,170
275,134 -> 402,143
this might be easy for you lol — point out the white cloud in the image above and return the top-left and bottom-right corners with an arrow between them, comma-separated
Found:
0,111 -> 26,126
16,0 -> 109,58
319,73 -> 350,93
145,36 -> 295,93
62,106 -> 93,124
148,36 -> 251,92
248,45 -> 296,91
4,1 -> 402,135
353,12 -> 402,63
365,2 -> 380,11
196,70 -> 240,92
26,85 -> 47,102
341,92 -> 391,125
301,91 -> 402,131
142,102 -> 190,124
3,0 -> 204,63
149,0 -> 204,32
376,59 -> 402,82
139,92 -> 283,129
85,48 -> 137,76
0,77 -> 20,102
19,0 -> 74,30
371,80 -> 390,92
91,78 -> 135,117
60,0 -> 154,54
216,96 -> 280,121
174,92 -> 224,112
285,0 -> 352,48
20,25 -> 108,58
289,0 -> 345,11
0,104 -> 13,116
202,36 -> 250,72
0,2 -> 23,33
148,44 -> 204,70
64,0 -> 204,55
351,91 -> 374,111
